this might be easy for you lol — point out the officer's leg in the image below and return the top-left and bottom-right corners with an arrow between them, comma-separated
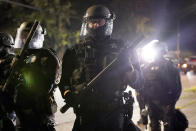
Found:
73,115 -> 96,131
163,105 -> 175,131
1,117 -> 15,131
136,92 -> 148,125
72,116 -> 81,131
148,104 -> 161,131
103,109 -> 124,131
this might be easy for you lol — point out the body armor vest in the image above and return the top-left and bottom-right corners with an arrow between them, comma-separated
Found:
72,38 -> 124,90
69,38 -> 129,114
142,59 -> 181,105
11,48 -> 59,125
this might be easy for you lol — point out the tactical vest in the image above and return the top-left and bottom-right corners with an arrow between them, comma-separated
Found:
13,48 -> 59,125
69,38 -> 129,113
142,59 -> 181,105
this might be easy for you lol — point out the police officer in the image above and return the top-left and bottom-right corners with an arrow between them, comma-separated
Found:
0,32 -> 15,131
4,22 -> 60,131
59,5 -> 140,131
141,41 -> 182,131
0,32 -> 15,85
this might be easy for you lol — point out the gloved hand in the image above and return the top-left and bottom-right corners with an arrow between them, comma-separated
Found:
63,91 -> 78,107
63,83 -> 87,107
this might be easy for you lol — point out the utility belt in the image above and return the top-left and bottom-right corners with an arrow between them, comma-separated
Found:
75,100 -> 124,115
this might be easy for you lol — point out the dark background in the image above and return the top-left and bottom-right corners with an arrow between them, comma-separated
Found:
0,0 -> 195,57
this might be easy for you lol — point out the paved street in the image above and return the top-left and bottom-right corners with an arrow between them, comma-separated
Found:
176,72 -> 196,131
54,72 -> 196,131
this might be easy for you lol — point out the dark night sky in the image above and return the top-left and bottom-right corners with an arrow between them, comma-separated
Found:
172,0 -> 196,53
180,14 -> 196,52
0,0 -> 196,53
159,0 -> 196,53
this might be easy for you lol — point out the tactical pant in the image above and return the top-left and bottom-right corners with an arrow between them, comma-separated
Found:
16,124 -> 56,131
0,117 -> 15,131
123,117 -> 141,131
148,102 -> 175,131
136,92 -> 146,111
72,108 -> 124,131
136,92 -> 148,125
16,114 -> 56,131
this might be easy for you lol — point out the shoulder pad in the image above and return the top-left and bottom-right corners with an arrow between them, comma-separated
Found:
47,48 -> 60,68
31,48 -> 60,68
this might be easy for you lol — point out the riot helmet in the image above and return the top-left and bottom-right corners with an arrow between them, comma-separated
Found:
0,32 -> 14,47
80,5 -> 115,39
0,32 -> 14,57
15,21 -> 46,49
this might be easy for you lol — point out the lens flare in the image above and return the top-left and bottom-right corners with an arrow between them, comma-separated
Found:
182,63 -> 188,68
139,40 -> 159,63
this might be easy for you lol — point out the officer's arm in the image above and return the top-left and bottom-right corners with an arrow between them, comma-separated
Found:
171,68 -> 182,103
45,49 -> 60,88
3,54 -> 21,98
2,69 -> 18,112
125,50 -> 141,89
58,48 -> 75,99
125,67 -> 140,87
166,63 -> 182,105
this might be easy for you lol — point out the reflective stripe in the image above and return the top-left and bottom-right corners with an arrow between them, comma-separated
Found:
64,90 -> 71,96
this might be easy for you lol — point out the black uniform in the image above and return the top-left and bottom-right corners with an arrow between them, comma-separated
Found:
0,54 -> 15,85
141,58 -> 182,131
4,48 -> 59,131
0,54 -> 15,131
59,37 -> 140,131
0,32 -> 15,131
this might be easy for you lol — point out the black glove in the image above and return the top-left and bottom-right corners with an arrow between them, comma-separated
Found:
63,83 -> 87,107
64,91 -> 78,107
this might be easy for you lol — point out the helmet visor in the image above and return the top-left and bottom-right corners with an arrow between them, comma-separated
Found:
15,28 -> 44,49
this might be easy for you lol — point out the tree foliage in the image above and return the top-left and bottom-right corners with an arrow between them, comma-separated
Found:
0,0 -> 80,57
1,0 -> 192,56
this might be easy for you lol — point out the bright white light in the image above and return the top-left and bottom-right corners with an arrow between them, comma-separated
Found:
182,63 -> 188,68
141,45 -> 157,62
139,40 -> 159,63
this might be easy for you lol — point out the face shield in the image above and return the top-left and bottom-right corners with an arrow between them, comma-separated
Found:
80,17 -> 113,38
87,18 -> 106,29
0,32 -> 14,47
15,24 -> 45,49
